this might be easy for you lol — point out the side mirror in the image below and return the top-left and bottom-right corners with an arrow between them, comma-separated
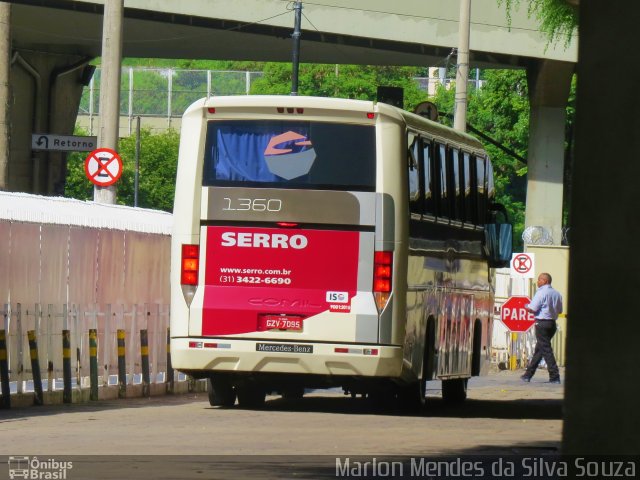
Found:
485,203 -> 513,268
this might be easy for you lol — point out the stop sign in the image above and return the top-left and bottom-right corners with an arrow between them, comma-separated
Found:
500,296 -> 535,332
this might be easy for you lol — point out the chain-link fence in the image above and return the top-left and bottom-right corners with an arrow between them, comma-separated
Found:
78,67 -> 264,119
76,67 -> 484,134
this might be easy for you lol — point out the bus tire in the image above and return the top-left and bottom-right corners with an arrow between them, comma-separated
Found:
236,383 -> 266,409
207,375 -> 236,407
397,382 -> 424,412
442,378 -> 468,404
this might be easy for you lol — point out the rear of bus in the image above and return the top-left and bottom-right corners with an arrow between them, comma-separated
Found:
170,96 -> 406,399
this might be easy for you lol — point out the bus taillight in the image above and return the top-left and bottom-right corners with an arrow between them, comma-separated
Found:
181,244 -> 199,306
181,244 -> 200,285
373,251 -> 392,312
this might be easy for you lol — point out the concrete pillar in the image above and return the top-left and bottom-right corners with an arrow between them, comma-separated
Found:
563,1 -> 640,455
524,60 -> 574,245
0,2 -> 10,190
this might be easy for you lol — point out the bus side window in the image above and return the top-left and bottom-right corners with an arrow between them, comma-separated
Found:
408,133 -> 422,214
448,147 -> 461,221
476,156 -> 487,224
486,158 -> 496,203
423,138 -> 435,216
436,142 -> 449,219
463,151 -> 475,224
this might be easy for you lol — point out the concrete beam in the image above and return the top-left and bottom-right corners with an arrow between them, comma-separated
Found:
9,51 -> 92,194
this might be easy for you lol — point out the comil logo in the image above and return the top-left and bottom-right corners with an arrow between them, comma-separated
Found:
264,131 -> 316,180
221,232 -> 308,249
8,456 -> 73,479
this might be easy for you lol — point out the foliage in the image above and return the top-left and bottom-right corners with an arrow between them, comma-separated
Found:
250,63 -> 428,111
65,128 -> 180,212
435,70 -> 530,249
498,0 -> 578,47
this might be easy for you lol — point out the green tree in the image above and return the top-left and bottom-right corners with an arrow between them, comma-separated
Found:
250,63 -> 428,111
65,128 -> 179,212
435,70 -> 529,249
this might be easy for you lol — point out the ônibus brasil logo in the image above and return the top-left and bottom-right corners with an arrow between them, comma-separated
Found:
8,456 -> 73,479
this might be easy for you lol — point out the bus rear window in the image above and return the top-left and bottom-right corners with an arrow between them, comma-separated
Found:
203,120 -> 376,191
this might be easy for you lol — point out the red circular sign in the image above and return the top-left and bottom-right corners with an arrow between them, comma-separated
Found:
512,253 -> 533,274
500,296 -> 535,332
84,148 -> 123,187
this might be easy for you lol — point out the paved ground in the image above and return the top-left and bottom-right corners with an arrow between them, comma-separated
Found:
0,368 -> 564,479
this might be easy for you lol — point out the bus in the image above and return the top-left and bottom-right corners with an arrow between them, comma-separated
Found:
170,95 -> 512,409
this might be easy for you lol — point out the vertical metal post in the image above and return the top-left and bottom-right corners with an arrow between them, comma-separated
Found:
290,1 -> 302,96
207,70 -> 212,97
89,329 -> 98,401
89,75 -> 94,135
245,70 -> 251,95
128,66 -> 133,136
134,115 -> 140,207
509,332 -> 518,371
62,330 -> 72,403
47,304 -> 53,392
166,327 -> 174,393
167,69 -> 172,128
117,329 -> 126,398
0,330 -> 10,408
16,303 -> 22,394
140,329 -> 150,397
28,331 -> 43,405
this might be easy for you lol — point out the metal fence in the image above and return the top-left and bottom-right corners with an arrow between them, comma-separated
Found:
79,67 -> 264,119
77,67 -> 484,133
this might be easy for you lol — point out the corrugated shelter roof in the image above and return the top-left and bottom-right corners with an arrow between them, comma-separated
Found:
0,191 -> 173,234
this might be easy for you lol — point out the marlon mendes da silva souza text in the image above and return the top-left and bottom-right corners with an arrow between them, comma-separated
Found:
335,457 -> 637,478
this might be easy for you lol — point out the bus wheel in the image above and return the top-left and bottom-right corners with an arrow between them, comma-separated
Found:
281,387 -> 304,400
442,378 -> 468,404
236,383 -> 266,409
397,382 -> 425,412
207,375 -> 236,407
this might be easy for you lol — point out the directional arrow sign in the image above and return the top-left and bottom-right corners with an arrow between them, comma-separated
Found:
31,134 -> 97,152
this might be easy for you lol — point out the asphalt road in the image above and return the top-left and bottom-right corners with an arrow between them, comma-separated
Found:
0,368 -> 564,479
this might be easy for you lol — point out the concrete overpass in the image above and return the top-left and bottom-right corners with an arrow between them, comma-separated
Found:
1,0 -> 577,243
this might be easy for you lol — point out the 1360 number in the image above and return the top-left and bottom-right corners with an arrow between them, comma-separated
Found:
222,197 -> 282,212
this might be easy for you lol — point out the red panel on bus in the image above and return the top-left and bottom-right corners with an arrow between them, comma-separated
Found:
202,226 -> 359,335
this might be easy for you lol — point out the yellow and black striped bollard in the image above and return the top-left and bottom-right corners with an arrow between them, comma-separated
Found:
0,330 -> 10,408
89,329 -> 98,401
166,327 -> 174,393
62,330 -> 72,403
140,329 -> 150,397
27,330 -> 43,405
117,329 -> 126,398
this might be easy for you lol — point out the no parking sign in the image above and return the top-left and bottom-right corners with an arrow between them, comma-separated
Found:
510,252 -> 535,279
84,148 -> 123,187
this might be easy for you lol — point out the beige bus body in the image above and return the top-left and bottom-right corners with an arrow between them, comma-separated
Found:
170,96 -> 494,405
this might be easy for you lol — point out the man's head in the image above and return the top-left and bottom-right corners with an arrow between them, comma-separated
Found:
537,273 -> 552,287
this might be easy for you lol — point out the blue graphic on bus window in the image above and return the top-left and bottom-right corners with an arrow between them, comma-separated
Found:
212,125 -> 311,182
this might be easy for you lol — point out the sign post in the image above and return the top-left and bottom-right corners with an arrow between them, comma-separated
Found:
510,252 -> 535,279
84,148 -> 123,187
500,295 -> 535,371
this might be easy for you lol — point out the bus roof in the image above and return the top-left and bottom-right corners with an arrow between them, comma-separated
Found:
189,95 -> 486,155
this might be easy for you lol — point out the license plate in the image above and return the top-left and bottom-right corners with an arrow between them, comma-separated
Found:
258,315 -> 303,331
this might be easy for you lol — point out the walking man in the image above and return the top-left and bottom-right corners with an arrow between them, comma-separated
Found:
521,272 -> 563,384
